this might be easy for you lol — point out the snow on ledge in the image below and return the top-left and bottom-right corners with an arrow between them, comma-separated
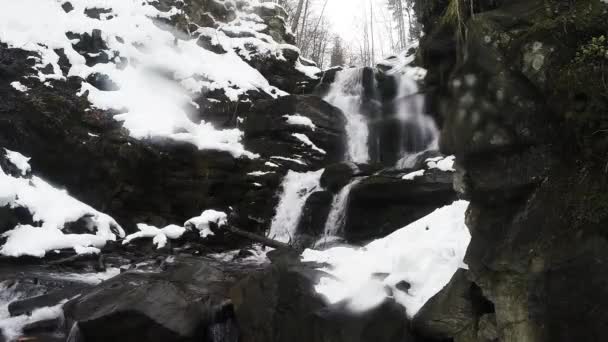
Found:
402,169 -> 425,180
283,114 -> 316,130
301,200 -> 471,317
426,155 -> 456,172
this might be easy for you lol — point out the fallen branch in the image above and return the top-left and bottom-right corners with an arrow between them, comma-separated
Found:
224,225 -> 292,250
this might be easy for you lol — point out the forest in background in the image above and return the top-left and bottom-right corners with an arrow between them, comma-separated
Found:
272,0 -> 422,68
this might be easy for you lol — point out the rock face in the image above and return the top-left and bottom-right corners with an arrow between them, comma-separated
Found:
412,269 -> 496,342
345,166 -> 457,243
415,0 -> 608,340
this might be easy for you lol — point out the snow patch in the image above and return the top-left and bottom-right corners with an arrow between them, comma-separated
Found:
3,148 -> 31,175
283,114 -> 316,130
123,224 -> 186,249
10,81 -> 29,93
185,210 -> 228,238
426,156 -> 456,172
402,169 -> 425,180
292,133 -> 326,154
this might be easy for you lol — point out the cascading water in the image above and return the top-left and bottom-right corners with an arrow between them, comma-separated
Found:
394,75 -> 438,155
267,169 -> 324,243
322,178 -> 362,238
324,68 -> 371,164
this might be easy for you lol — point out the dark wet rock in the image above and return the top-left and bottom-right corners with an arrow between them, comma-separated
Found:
412,269 -> 494,341
196,34 -> 227,54
64,256 -> 248,342
85,72 -> 119,91
62,2 -> 74,13
345,168 -> 457,242
296,190 -> 333,238
84,8 -> 113,20
314,66 -> 343,96
243,95 -> 347,170
320,163 -> 357,193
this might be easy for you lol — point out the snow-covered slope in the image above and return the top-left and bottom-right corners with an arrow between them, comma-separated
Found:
0,0 -> 319,158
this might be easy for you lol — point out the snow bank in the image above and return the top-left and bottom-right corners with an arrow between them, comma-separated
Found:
0,151 -> 124,257
185,210 -> 228,238
302,200 -> 471,317
0,0 -> 287,158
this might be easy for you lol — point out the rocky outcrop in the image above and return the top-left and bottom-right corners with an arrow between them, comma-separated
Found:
243,95 -> 347,170
415,0 -> 608,340
345,165 -> 457,243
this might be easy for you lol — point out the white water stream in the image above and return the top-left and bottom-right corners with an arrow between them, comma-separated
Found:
267,169 -> 324,243
324,68 -> 371,164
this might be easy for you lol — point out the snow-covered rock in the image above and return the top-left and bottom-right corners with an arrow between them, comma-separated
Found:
0,150 -> 123,258
302,200 -> 471,317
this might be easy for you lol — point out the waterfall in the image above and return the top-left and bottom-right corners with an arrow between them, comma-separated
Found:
393,70 -> 439,162
322,178 -> 362,237
268,169 -> 324,243
324,68 -> 371,164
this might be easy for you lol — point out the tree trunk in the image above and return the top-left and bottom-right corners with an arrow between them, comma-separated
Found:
291,0 -> 305,33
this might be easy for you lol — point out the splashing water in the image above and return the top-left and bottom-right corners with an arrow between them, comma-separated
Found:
268,170 -> 324,243
324,69 -> 371,164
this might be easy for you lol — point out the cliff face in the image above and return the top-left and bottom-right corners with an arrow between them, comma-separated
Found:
415,0 -> 608,340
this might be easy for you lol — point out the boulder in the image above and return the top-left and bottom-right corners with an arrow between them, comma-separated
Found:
344,168 -> 457,242
412,269 -> 495,341
63,256 -> 247,342
296,190 -> 333,239
320,163 -> 358,193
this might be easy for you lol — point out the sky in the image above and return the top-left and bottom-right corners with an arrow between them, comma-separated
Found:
314,0 -> 398,60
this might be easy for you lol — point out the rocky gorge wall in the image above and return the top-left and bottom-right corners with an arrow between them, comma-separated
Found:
414,0 -> 608,340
